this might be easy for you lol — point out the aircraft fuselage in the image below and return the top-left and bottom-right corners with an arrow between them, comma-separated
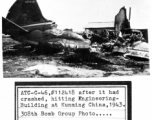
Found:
2,0 -> 91,49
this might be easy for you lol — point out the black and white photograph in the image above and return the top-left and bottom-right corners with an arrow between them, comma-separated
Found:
0,1 -> 152,120
2,0 -> 150,78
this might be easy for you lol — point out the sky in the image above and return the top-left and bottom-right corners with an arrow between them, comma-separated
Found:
1,0 -> 151,31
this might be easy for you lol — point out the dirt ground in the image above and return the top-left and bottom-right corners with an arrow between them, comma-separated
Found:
3,38 -> 150,78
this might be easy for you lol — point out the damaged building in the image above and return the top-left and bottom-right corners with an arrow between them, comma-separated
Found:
84,22 -> 114,34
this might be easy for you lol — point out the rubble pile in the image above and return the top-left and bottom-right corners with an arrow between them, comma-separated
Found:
3,36 -> 149,78
82,29 -> 149,60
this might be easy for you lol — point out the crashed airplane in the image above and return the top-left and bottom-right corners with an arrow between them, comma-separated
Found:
84,6 -> 149,60
2,0 -> 91,52
2,0 -> 149,60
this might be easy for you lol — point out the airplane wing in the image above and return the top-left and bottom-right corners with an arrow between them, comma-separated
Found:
43,28 -> 87,41
2,17 -> 28,36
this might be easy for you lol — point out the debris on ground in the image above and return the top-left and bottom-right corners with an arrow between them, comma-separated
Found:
3,27 -> 150,78
82,28 -> 149,60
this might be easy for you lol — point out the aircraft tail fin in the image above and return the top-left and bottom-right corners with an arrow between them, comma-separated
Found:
2,17 -> 28,36
6,0 -> 52,26
114,7 -> 130,32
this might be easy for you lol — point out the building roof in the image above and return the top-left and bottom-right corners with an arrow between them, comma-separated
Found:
84,22 -> 114,29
